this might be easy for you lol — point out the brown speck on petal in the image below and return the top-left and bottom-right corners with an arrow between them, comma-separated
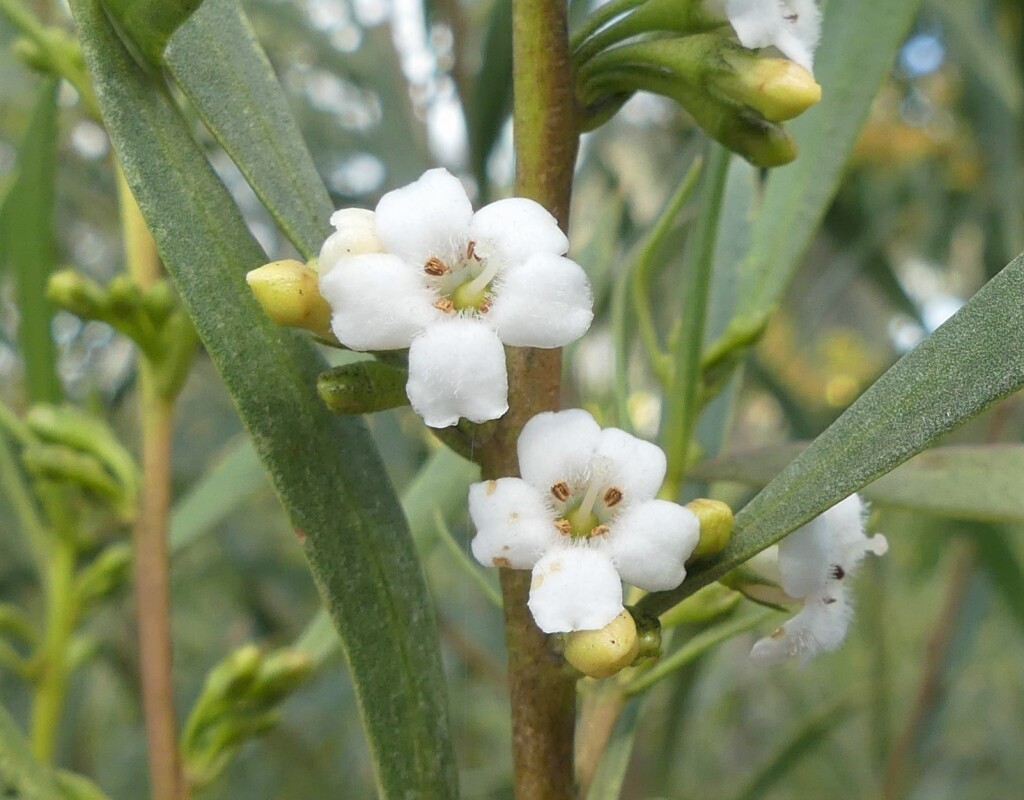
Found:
466,240 -> 477,260
823,596 -> 837,605
554,518 -> 572,536
433,297 -> 455,313
769,626 -> 786,639
590,524 -> 610,538
493,556 -> 511,568
551,481 -> 570,502
831,564 -> 846,580
484,480 -> 498,495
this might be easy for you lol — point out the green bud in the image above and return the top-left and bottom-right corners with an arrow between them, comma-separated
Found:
106,274 -> 143,317
563,610 -> 639,679
154,310 -> 198,399
26,404 -> 139,513
632,609 -> 662,662
76,544 -> 132,611
686,498 -> 734,558
12,37 -> 50,73
56,769 -> 111,800
249,648 -> 314,705
713,53 -> 821,121
22,443 -> 131,518
204,645 -> 263,703
46,269 -> 109,320
141,281 -> 178,326
317,361 -> 410,415
246,259 -> 334,338
659,582 -> 741,628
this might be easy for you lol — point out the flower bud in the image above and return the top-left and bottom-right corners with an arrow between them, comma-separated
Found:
713,54 -> 821,121
46,269 -> 109,319
106,274 -> 143,317
563,609 -> 639,679
686,498 -> 734,558
22,443 -> 130,518
317,361 -> 410,415
249,649 -> 314,704
201,645 -> 263,704
318,208 -> 383,275
245,259 -> 333,338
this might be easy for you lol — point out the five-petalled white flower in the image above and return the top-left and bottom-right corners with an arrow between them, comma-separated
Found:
707,0 -> 821,73
749,494 -> 888,665
469,409 -> 700,633
318,169 -> 594,428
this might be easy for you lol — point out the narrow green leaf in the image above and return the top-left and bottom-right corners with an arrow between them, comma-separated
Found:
692,444 -> 1024,526
168,436 -> 267,554
706,0 -> 922,357
70,1 -> 458,795
0,704 -> 62,799
164,0 -> 333,258
639,251 -> 1024,616
467,0 -> 513,193
5,78 -> 61,403
102,0 -> 204,63
584,697 -> 641,800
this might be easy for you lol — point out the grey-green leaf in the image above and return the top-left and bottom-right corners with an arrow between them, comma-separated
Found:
102,0 -> 205,63
69,0 -> 457,795
640,250 -> 1024,616
692,443 -> 1024,526
164,0 -> 333,258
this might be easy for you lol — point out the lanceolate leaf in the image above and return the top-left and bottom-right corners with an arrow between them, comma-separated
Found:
692,444 -> 1024,526
164,0 -> 333,258
640,251 -> 1024,616
4,79 -> 61,404
705,0 -> 922,358
102,0 -> 204,63
69,1 -> 457,796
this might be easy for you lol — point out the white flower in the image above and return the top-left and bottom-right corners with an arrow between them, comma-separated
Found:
749,494 -> 888,665
707,0 -> 821,72
469,409 -> 700,633
318,169 -> 594,428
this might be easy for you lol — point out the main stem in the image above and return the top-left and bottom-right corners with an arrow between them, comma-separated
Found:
119,171 -> 186,800
478,1 -> 579,797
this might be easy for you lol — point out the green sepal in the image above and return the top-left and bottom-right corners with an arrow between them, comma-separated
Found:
101,0 -> 206,64
317,361 -> 410,415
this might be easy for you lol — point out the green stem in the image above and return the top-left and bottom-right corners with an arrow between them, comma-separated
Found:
29,537 -> 76,761
630,158 -> 703,386
476,0 -> 580,797
658,143 -> 730,500
0,422 -> 50,576
118,171 -> 187,800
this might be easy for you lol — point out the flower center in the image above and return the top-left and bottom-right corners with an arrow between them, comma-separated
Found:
424,240 -> 498,315
552,478 -> 624,540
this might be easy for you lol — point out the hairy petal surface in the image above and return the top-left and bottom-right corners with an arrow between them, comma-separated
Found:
750,593 -> 852,664
320,253 -> 439,349
469,197 -> 569,265
375,168 -> 473,265
528,547 -> 623,633
518,409 -> 602,491
406,317 -> 508,427
604,501 -> 700,590
469,478 -> 559,570
592,427 -> 668,505
488,254 -> 594,348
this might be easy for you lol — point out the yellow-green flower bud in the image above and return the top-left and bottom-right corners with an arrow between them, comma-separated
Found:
686,498 -> 734,558
203,645 -> 263,703
46,269 -> 109,319
563,610 -> 639,679
245,259 -> 333,339
318,208 -> 383,276
249,649 -> 314,704
714,54 -> 821,122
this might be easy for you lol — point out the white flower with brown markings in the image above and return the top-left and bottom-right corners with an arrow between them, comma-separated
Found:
469,409 -> 700,633
750,494 -> 888,665
707,0 -> 822,72
318,169 -> 594,428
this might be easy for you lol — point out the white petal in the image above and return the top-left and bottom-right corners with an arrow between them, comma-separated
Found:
779,0 -> 821,71
771,28 -> 816,73
375,168 -> 473,265
749,592 -> 852,665
602,500 -> 700,591
469,198 -> 568,265
406,318 -> 508,427
528,547 -> 623,633
319,253 -> 440,350
469,478 -> 559,570
517,409 -> 602,492
724,0 -> 784,49
592,427 -> 667,505
319,208 -> 383,276
487,254 -> 594,348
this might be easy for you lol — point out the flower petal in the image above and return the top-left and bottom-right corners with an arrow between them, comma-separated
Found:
517,409 -> 602,492
749,592 -> 852,665
469,197 -> 569,265
528,547 -> 623,633
406,318 -> 508,427
487,254 -> 594,348
469,478 -> 559,570
375,168 -> 473,265
602,500 -> 699,591
319,208 -> 383,275
592,427 -> 667,506
319,253 -> 440,350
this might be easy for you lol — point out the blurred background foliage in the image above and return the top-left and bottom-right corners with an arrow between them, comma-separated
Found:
2,0 -> 1024,798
